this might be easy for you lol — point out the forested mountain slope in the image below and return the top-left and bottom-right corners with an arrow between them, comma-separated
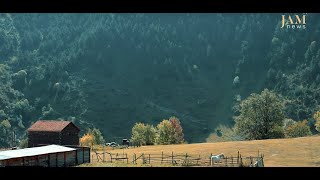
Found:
0,13 -> 319,145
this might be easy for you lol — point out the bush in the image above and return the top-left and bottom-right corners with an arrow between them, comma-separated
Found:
313,111 -> 320,133
283,118 -> 296,130
19,137 -> 28,148
285,120 -> 312,138
269,125 -> 285,139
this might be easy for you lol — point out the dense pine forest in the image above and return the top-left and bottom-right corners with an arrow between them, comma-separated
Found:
0,13 -> 320,146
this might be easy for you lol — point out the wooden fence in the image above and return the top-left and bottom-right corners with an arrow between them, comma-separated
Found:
92,151 -> 129,163
92,151 -> 264,167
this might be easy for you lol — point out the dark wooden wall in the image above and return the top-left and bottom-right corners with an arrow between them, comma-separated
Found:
61,123 -> 80,146
28,132 -> 60,147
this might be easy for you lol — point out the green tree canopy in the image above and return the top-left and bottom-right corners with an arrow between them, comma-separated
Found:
155,119 -> 176,145
234,89 -> 285,140
130,122 -> 156,146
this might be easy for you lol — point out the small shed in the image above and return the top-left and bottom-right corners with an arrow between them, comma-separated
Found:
28,120 -> 80,147
0,145 -> 90,167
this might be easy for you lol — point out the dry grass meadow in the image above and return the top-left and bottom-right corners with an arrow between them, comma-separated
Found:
82,135 -> 320,167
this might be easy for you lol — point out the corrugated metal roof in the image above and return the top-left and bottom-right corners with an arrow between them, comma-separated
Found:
0,155 -> 11,161
27,120 -> 78,132
0,145 -> 76,161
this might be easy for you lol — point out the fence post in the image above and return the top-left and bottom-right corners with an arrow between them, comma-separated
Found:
225,156 -> 227,167
197,155 -> 200,165
237,151 -> 239,164
210,153 -> 212,166
231,156 -> 233,167
250,156 -> 253,166
161,152 -> 163,164
149,154 -> 151,164
142,153 -> 145,164
133,153 -> 136,164
185,153 -> 188,166
126,153 -> 128,164
172,151 -> 174,165
103,145 -> 105,162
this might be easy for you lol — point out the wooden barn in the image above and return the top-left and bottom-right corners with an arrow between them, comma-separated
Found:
0,145 -> 90,167
28,120 -> 80,147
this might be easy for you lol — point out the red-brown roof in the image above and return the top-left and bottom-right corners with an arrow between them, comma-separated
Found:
27,120 -> 80,132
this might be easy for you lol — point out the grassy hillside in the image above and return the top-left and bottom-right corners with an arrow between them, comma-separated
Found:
87,136 -> 320,167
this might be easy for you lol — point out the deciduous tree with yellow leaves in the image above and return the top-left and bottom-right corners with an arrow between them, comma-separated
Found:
80,132 -> 94,147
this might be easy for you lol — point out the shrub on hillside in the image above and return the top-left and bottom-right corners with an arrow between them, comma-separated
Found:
313,111 -> 320,133
269,125 -> 285,139
283,118 -> 296,130
19,137 -> 28,148
285,120 -> 312,138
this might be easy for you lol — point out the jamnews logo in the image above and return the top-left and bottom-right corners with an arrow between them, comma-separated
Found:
281,14 -> 307,29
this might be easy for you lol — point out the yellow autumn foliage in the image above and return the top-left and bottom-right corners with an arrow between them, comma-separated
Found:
80,133 -> 94,147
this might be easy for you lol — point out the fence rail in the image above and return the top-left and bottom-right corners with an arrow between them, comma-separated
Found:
91,150 -> 264,167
